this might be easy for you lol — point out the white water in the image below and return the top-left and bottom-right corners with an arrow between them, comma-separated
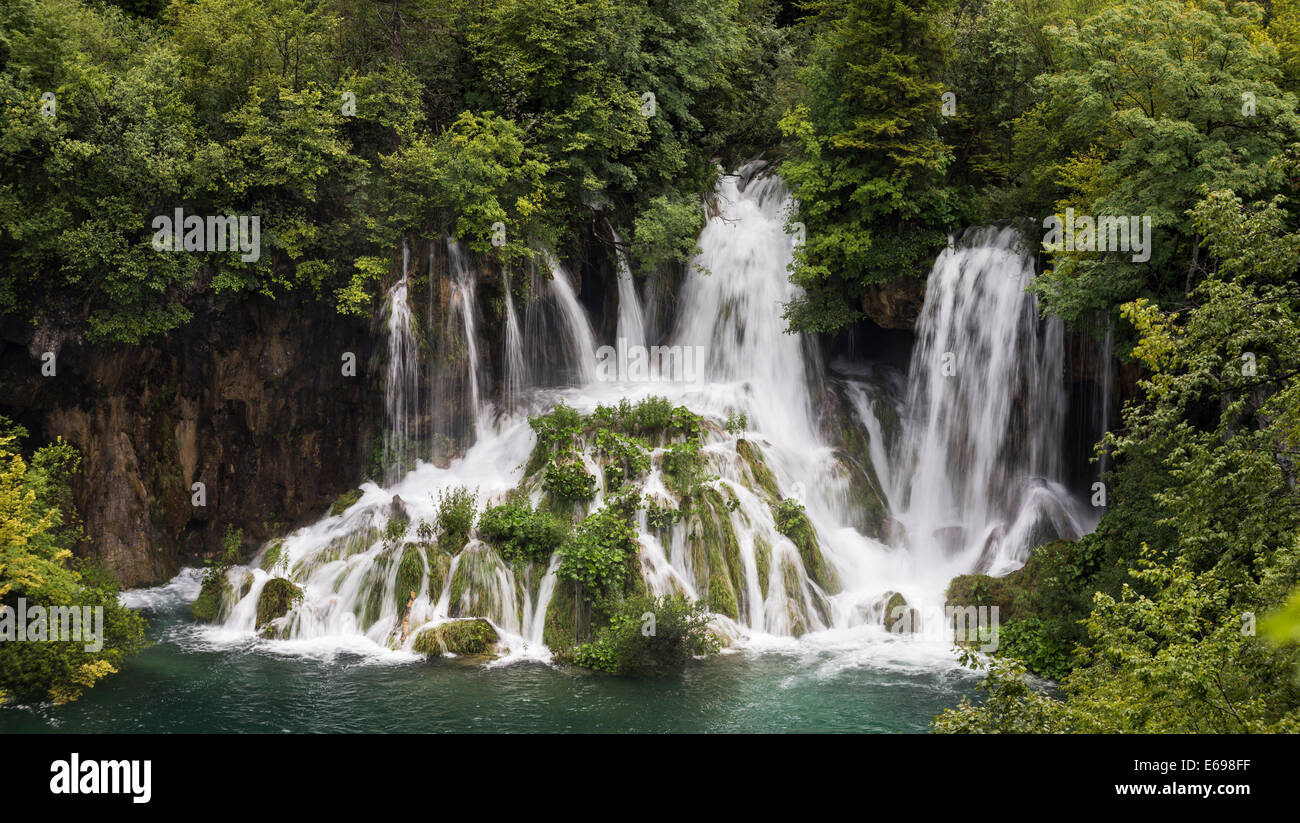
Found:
610,226 -> 647,350
382,241 -> 419,485
204,164 -> 1094,665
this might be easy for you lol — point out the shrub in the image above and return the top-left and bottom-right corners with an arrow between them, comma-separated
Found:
543,457 -> 597,502
478,502 -> 569,562
434,487 -> 476,551
558,504 -> 640,601
573,594 -> 719,676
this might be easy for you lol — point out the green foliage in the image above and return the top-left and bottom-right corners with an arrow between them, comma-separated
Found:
661,440 -> 713,499
572,594 -> 718,676
994,618 -> 1073,682
0,0 -> 773,342
1024,0 -> 1300,327
778,0 -> 961,333
543,457 -> 598,503
329,488 -> 363,517
477,502 -> 569,563
557,498 -> 641,606
932,654 -> 1067,733
628,193 -> 704,272
433,487 -> 476,552
0,428 -> 146,704
723,409 -> 747,435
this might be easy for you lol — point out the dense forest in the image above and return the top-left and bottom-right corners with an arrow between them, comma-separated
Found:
2,0 -> 1300,734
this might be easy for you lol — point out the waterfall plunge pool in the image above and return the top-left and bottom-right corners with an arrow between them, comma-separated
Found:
1,571 -> 982,734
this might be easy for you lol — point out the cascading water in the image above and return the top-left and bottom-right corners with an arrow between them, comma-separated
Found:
204,163 -> 1095,664
502,271 -> 526,411
382,241 -> 419,485
882,229 -> 1092,579
448,239 -> 488,436
610,226 -> 647,351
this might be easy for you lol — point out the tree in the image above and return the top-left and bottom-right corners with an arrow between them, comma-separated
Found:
779,0 -> 960,334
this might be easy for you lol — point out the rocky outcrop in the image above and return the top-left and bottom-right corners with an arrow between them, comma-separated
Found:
0,294 -> 378,588
859,275 -> 926,329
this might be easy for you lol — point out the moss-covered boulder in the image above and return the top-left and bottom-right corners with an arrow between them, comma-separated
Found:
256,578 -> 303,629
880,591 -> 920,633
191,573 -> 232,622
735,439 -> 780,502
772,498 -> 837,593
945,540 -> 1071,621
685,488 -> 745,620
412,618 -> 500,658
447,543 -> 508,619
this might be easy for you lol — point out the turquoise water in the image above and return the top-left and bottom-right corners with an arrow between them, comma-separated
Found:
1,582 -> 980,734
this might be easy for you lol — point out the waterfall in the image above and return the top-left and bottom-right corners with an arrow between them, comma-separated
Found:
610,226 -> 647,351
448,239 -> 487,435
502,270 -> 526,411
207,167 -> 1096,663
886,228 -> 1090,577
544,254 -> 598,385
382,240 -> 419,485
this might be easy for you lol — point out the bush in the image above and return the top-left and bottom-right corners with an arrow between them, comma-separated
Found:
573,594 -> 718,676
543,457 -> 597,502
558,504 -> 640,603
478,502 -> 569,563
995,618 -> 1074,682
434,487 -> 477,551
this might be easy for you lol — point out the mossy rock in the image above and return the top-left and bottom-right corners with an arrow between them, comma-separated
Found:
412,618 -> 500,658
773,498 -> 838,594
543,576 -> 590,650
330,488 -> 364,516
945,539 -> 1078,623
191,573 -> 232,622
393,545 -> 425,609
683,488 -> 745,620
735,439 -> 780,502
754,536 -> 771,600
880,591 -> 919,632
256,578 -> 302,629
447,544 -> 506,619
425,546 -> 453,601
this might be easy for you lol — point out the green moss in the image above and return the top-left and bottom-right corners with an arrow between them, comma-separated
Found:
191,574 -> 231,622
772,498 -> 837,593
754,536 -> 771,600
426,547 -> 453,601
412,618 -> 500,657
256,578 -> 302,629
736,438 -> 780,502
330,488 -> 364,516
779,556 -> 809,637
447,545 -> 505,619
394,545 -> 424,609
543,576 -> 588,652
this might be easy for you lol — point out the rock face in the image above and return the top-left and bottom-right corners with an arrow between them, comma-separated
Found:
0,295 -> 378,588
859,275 -> 927,329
